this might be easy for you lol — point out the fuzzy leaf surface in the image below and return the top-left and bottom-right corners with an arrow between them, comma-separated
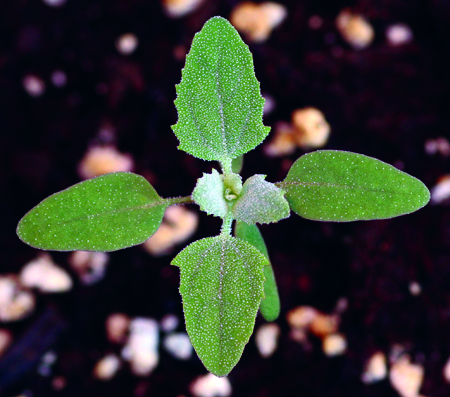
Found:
192,169 -> 227,218
172,16 -> 270,162
232,175 -> 290,224
17,172 -> 168,252
283,150 -> 430,222
172,236 -> 267,376
235,222 -> 280,322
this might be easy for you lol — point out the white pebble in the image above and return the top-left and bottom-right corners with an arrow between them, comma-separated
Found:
163,0 -> 205,18
69,251 -> 109,285
190,373 -> 232,397
0,275 -> 35,322
42,0 -> 66,7
160,314 -> 179,332
443,356 -> 450,383
362,352 -> 387,384
115,33 -> 139,55
409,281 -> 422,296
122,318 -> 159,376
163,333 -> 193,360
386,23 -> 413,46
23,75 -> 45,97
322,333 -> 347,357
390,355 -> 424,397
255,323 -> 280,358
430,175 -> 450,204
106,313 -> 130,344
20,254 -> 72,293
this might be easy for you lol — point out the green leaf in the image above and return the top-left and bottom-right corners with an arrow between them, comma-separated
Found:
235,222 -> 280,322
232,175 -> 290,224
172,16 -> 270,163
231,155 -> 244,174
192,169 -> 227,218
17,172 -> 168,252
172,235 -> 267,376
282,150 -> 430,222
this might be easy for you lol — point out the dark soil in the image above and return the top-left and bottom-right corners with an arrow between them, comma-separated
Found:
1,0 -> 450,396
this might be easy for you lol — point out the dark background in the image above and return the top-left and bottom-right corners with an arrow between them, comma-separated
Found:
1,0 -> 450,396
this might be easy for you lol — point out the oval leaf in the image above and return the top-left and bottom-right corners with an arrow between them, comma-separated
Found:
17,172 -> 168,252
192,169 -> 227,218
172,236 -> 267,376
235,222 -> 280,322
232,175 -> 290,224
282,150 -> 430,222
172,16 -> 270,162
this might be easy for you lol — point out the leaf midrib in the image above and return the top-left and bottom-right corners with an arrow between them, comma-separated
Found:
282,181 -> 415,195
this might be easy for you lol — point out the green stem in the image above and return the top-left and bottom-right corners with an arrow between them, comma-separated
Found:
220,211 -> 233,237
274,181 -> 284,188
221,158 -> 232,175
165,196 -> 194,205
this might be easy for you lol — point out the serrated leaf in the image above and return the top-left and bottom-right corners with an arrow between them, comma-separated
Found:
232,175 -> 290,224
235,222 -> 280,322
17,172 -> 168,252
192,169 -> 227,218
282,150 -> 430,222
172,235 -> 267,376
172,16 -> 270,163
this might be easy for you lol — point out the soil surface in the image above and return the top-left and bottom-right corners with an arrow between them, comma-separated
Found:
1,0 -> 450,396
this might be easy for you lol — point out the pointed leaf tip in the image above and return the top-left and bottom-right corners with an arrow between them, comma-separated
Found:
17,172 -> 168,252
172,16 -> 270,162
172,236 -> 267,376
283,150 -> 430,222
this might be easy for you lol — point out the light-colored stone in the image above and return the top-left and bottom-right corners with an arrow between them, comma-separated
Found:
160,313 -> 179,333
309,313 -> 339,338
264,123 -> 297,157
20,254 -> 72,293
336,9 -> 374,50
163,333 -> 193,360
390,355 -> 424,397
93,354 -> 121,381
190,373 -> 232,397
69,251 -> 109,285
122,318 -> 159,376
106,313 -> 130,344
255,323 -> 280,358
322,333 -> 347,356
430,175 -> 450,204
116,33 -> 138,55
287,306 -> 318,329
143,206 -> 198,256
163,0 -> 204,18
23,75 -> 45,97
443,356 -> 450,383
386,24 -> 413,46
291,107 -> 330,148
362,352 -> 387,384
78,145 -> 134,179
0,275 -> 35,322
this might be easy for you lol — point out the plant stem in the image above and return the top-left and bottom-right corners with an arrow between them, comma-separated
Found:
221,158 -> 232,175
165,196 -> 194,205
220,212 -> 233,237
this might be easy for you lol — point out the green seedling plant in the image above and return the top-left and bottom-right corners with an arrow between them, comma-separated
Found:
17,17 -> 430,377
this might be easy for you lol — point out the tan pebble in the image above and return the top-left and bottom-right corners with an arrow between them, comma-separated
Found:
23,75 -> 45,97
231,2 -> 286,43
362,352 -> 387,384
0,275 -> 35,322
162,0 -> 204,18
106,313 -> 130,344
336,9 -> 374,49
78,145 -> 134,179
264,123 -> 297,157
0,329 -> 12,356
290,328 -> 309,344
143,206 -> 198,256
409,281 -> 421,296
291,107 -> 330,148
190,373 -> 232,397
255,323 -> 280,358
286,306 -> 318,329
309,313 -> 339,338
389,355 -> 424,397
20,254 -> 72,293
430,175 -> 450,204
322,333 -> 347,356
69,251 -> 109,285
93,354 -> 121,381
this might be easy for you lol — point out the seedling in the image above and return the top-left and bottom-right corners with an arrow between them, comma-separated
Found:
17,17 -> 430,377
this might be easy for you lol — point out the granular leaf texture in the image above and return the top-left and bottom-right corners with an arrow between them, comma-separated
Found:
283,150 -> 430,222
235,222 -> 280,322
17,172 -> 168,251
192,169 -> 228,218
172,16 -> 270,163
172,236 -> 267,376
